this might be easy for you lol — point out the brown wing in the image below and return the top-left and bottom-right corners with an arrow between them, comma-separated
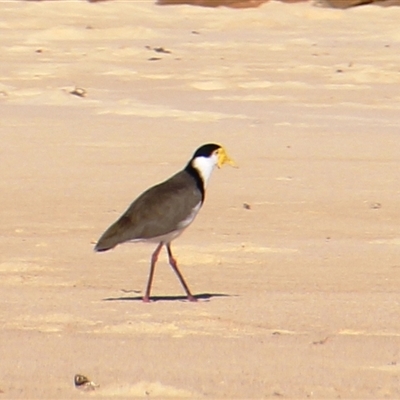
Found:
94,170 -> 202,251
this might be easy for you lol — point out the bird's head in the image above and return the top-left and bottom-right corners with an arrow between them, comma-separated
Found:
192,143 -> 236,169
189,143 -> 236,187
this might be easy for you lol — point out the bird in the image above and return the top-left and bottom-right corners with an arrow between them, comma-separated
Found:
94,143 -> 236,302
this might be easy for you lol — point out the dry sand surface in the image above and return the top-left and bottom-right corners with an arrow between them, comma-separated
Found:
1,1 -> 400,398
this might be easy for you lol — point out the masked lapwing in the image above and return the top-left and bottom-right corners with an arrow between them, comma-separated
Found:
95,143 -> 236,302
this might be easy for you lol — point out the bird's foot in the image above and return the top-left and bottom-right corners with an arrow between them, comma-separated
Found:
142,296 -> 151,303
187,295 -> 198,302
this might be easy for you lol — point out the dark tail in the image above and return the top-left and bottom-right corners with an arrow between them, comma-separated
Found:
94,245 -> 110,252
94,239 -> 116,252
94,215 -> 133,252
94,232 -> 119,252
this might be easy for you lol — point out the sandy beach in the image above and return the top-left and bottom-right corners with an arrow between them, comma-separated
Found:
1,0 -> 400,398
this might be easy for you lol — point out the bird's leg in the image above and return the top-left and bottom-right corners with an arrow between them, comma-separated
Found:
143,242 -> 163,303
166,243 -> 197,302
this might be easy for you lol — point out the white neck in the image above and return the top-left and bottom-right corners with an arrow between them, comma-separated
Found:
192,154 -> 218,188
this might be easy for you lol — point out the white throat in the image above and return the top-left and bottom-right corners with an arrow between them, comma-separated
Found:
191,154 -> 218,188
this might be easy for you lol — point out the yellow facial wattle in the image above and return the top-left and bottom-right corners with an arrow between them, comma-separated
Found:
217,147 -> 237,169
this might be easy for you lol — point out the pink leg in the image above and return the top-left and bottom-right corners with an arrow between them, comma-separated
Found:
143,242 -> 163,303
166,243 -> 197,302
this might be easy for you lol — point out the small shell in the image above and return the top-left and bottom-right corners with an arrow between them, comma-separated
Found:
74,374 -> 98,391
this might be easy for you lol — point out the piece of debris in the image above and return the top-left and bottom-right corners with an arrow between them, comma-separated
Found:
312,336 -> 330,345
154,47 -> 171,54
70,87 -> 87,98
243,203 -> 251,210
145,46 -> 171,54
121,288 -> 141,293
370,202 -> 382,209
148,57 -> 162,61
74,374 -> 98,391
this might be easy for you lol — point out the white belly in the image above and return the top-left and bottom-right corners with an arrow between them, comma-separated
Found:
177,202 -> 202,230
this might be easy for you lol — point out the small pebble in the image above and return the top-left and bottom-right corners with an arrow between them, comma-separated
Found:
70,87 -> 87,98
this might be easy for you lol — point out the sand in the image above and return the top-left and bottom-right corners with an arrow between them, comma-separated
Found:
1,0 -> 400,398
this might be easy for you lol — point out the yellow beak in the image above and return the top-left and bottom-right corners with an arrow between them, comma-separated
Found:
217,147 -> 237,169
